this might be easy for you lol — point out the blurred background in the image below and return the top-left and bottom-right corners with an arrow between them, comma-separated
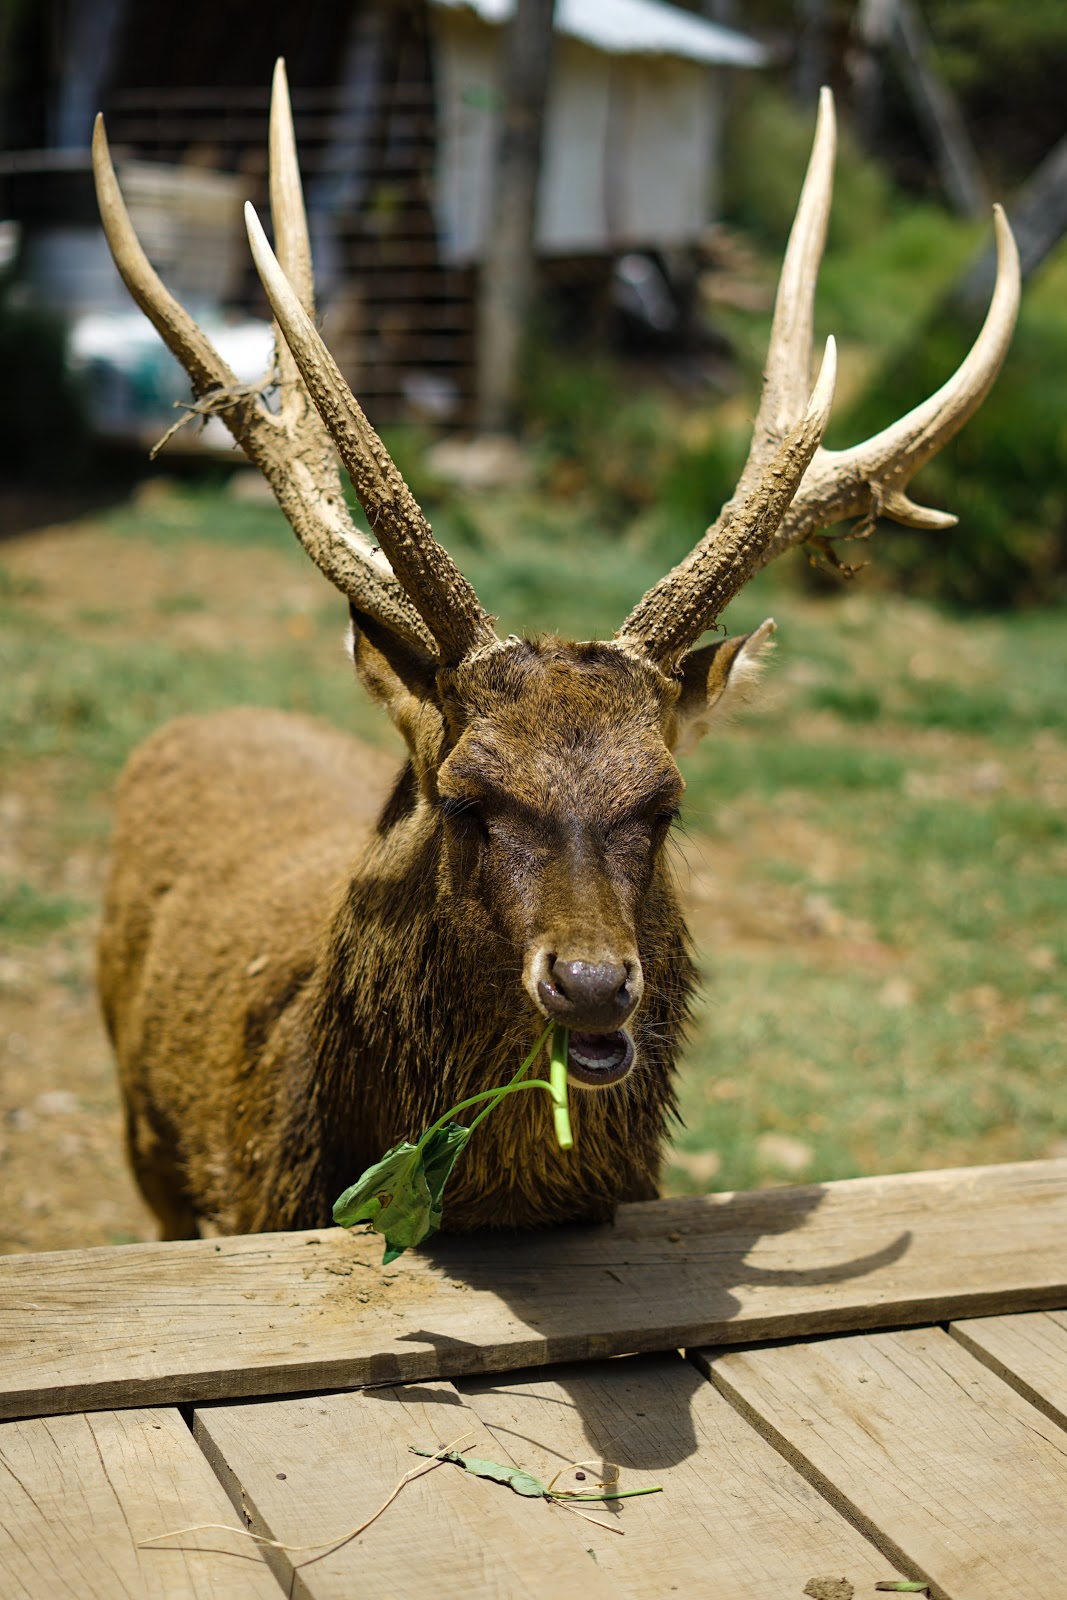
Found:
1,0 -> 1064,1253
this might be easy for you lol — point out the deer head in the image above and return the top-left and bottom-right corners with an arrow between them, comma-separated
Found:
93,64 -> 1019,1090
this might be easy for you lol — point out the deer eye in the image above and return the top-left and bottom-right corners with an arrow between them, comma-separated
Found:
441,796 -> 490,842
655,806 -> 681,828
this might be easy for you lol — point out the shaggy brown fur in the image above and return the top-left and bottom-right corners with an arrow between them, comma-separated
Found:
98,618 -> 771,1239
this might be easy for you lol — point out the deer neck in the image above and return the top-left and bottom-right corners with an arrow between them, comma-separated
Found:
293,793 -> 696,1231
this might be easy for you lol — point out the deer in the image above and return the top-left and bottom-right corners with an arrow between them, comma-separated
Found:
93,63 -> 1019,1242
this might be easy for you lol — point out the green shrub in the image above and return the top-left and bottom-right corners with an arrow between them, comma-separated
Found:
0,273 -> 91,480
839,257 -> 1067,608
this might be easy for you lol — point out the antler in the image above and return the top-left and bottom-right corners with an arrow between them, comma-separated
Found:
618,88 -> 1020,670
243,204 -> 495,666
93,58 -> 496,666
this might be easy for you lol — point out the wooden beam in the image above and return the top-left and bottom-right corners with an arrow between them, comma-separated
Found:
194,1381 -> 625,1599
461,1353 -> 903,1595
1,1160 -> 1065,1421
950,1308 -> 1067,1431
0,1407 -> 282,1598
700,1326 -> 1067,1597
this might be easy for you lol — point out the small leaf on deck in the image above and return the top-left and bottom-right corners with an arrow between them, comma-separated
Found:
410,1447 -> 546,1496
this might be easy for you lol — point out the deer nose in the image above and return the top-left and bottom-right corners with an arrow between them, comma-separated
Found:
539,957 -> 639,1030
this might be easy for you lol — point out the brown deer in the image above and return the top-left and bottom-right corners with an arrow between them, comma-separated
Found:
94,64 -> 1019,1241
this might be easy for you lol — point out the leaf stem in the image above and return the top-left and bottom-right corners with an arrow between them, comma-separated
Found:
549,1025 -> 573,1149
410,1018 -> 572,1164
415,1023 -> 553,1152
466,1020 -> 553,1134
550,1485 -> 663,1502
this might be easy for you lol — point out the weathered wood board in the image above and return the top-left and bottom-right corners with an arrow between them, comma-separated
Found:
2,1160 -> 1065,1420
460,1352 -> 905,1598
193,1380 -> 626,1599
951,1307 -> 1067,1428
699,1325 -> 1067,1599
0,1406 -> 282,1600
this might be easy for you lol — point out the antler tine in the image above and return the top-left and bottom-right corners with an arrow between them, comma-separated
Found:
617,90 -> 839,669
268,58 -> 315,316
93,102 -> 436,654
267,55 -> 322,428
93,114 -> 241,400
245,201 -> 497,666
618,88 -> 1020,667
617,338 -> 837,668
748,85 -> 837,469
759,203 -> 1020,565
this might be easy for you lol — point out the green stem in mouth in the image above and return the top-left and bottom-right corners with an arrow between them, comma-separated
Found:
549,1024 -> 573,1150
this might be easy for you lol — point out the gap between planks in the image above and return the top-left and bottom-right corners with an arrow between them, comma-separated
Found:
949,1306 -> 1067,1430
190,1355 -> 909,1600
694,1319 -> 1067,1600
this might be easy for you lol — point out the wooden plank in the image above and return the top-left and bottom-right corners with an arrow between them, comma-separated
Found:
950,1308 -> 1067,1429
699,1326 -> 1067,1599
2,1159 -> 1065,1420
460,1352 -> 903,1598
193,1381 -> 625,1599
0,1406 -> 282,1599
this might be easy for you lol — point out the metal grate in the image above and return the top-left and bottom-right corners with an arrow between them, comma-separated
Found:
102,35 -> 475,424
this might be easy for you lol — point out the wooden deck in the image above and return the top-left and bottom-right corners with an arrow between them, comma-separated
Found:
3,1158 -> 1067,1598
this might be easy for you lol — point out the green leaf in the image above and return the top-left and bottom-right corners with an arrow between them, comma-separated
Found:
419,1122 -> 474,1231
410,1447 -> 547,1497
332,1123 -> 472,1263
410,1446 -> 663,1504
332,1141 -> 421,1229
332,1022 -> 560,1261
874,1585 -> 930,1594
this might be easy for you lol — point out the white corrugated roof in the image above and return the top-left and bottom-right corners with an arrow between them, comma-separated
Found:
431,0 -> 768,69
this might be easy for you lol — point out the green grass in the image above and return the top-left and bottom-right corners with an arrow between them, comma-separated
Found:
676,947 -> 1066,1193
3,479 -> 1064,1197
0,880 -> 89,943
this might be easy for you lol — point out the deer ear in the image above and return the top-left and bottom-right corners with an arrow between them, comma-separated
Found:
348,606 -> 444,774
671,618 -> 776,755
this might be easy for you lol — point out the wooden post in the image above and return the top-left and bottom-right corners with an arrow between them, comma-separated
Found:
475,0 -> 556,436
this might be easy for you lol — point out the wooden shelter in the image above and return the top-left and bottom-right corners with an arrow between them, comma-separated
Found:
3,0 -> 765,424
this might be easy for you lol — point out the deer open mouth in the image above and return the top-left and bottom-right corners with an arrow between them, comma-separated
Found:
566,1028 -> 634,1087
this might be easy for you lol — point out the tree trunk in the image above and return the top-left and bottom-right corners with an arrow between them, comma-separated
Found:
794,0 -> 828,111
850,0 -> 893,156
953,130 -> 1067,314
703,0 -> 738,221
475,0 -> 556,435
894,0 -> 987,217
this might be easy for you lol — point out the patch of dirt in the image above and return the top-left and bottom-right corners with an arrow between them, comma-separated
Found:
0,929 -> 157,1254
678,813 -> 892,972
9,519 -> 329,656
0,485 -> 135,542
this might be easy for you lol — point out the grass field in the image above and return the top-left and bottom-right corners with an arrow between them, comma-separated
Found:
1,476 -> 1064,1252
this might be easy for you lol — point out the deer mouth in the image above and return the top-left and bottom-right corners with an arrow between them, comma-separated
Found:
566,1028 -> 634,1087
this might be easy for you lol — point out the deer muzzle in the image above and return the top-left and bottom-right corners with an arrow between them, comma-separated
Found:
527,950 -> 643,1086
539,957 -> 640,1028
